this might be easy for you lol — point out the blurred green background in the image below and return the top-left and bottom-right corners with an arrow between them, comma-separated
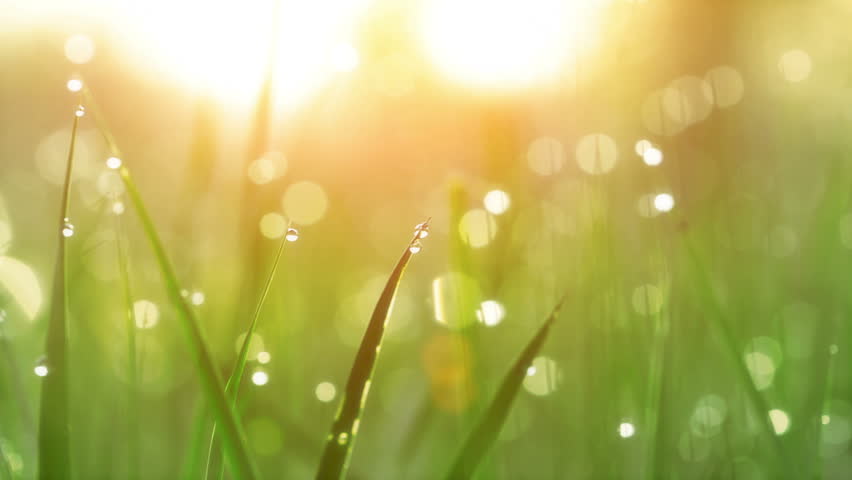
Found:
2,0 -> 852,478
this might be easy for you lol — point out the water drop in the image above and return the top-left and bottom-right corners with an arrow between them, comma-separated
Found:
526,366 -> 537,376
112,201 -> 125,215
74,105 -> 85,117
337,432 -> 349,445
285,227 -> 300,242
618,422 -> 636,438
34,356 -> 48,377
409,240 -> 422,254
62,220 -> 75,237
414,222 -> 430,238
106,156 -> 122,169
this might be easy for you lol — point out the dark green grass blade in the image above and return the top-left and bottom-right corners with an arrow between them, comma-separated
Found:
314,219 -> 430,480
445,295 -> 568,480
38,103 -> 79,480
83,87 -> 259,479
118,166 -> 259,480
206,224 -> 292,480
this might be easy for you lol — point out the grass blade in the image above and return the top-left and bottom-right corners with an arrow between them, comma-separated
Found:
82,88 -> 259,480
445,295 -> 568,480
205,223 -> 294,480
314,219 -> 430,480
117,165 -> 260,480
37,102 -> 80,480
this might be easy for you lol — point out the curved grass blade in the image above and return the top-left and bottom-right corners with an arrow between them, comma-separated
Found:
82,88 -> 259,480
38,102 -> 80,480
205,222 -> 293,480
118,165 -> 259,480
445,295 -> 568,480
314,219 -> 430,480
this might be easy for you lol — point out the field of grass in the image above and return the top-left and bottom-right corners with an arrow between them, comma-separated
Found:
2,0 -> 852,479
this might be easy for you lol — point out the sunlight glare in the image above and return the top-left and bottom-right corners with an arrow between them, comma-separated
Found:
117,0 -> 371,107
418,0 -> 607,90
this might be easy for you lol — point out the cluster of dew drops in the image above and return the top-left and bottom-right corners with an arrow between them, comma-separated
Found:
410,221 -> 430,253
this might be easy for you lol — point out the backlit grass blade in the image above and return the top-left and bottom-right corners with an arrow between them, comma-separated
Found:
445,295 -> 568,480
83,88 -> 259,480
37,102 -> 80,480
314,219 -> 430,480
118,165 -> 259,480
206,222 -> 294,480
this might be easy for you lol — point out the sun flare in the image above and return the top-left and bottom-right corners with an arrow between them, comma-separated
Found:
117,0 -> 370,108
418,0 -> 608,90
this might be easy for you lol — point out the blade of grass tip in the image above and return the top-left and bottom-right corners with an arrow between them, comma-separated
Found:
113,203 -> 139,478
206,221 -> 295,480
445,294 -> 568,480
38,100 -> 81,480
314,219 -> 431,480
83,86 -> 259,479
681,236 -> 792,475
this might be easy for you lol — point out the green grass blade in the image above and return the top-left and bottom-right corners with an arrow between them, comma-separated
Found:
37,102 -> 80,480
314,219 -> 430,480
445,295 -> 568,480
118,166 -> 260,480
113,207 -> 139,478
206,223 -> 293,480
83,87 -> 259,479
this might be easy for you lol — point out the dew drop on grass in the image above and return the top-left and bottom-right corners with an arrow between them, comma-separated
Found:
105,156 -> 122,169
285,227 -> 300,242
62,219 -> 75,237
111,201 -> 125,215
74,105 -> 86,117
409,240 -> 423,254
414,222 -> 430,238
34,356 -> 48,377
337,432 -> 349,445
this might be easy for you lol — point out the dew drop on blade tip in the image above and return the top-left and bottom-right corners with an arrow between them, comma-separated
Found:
285,227 -> 300,242
62,220 -> 75,237
414,222 -> 430,238
409,240 -> 423,254
75,105 -> 85,117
